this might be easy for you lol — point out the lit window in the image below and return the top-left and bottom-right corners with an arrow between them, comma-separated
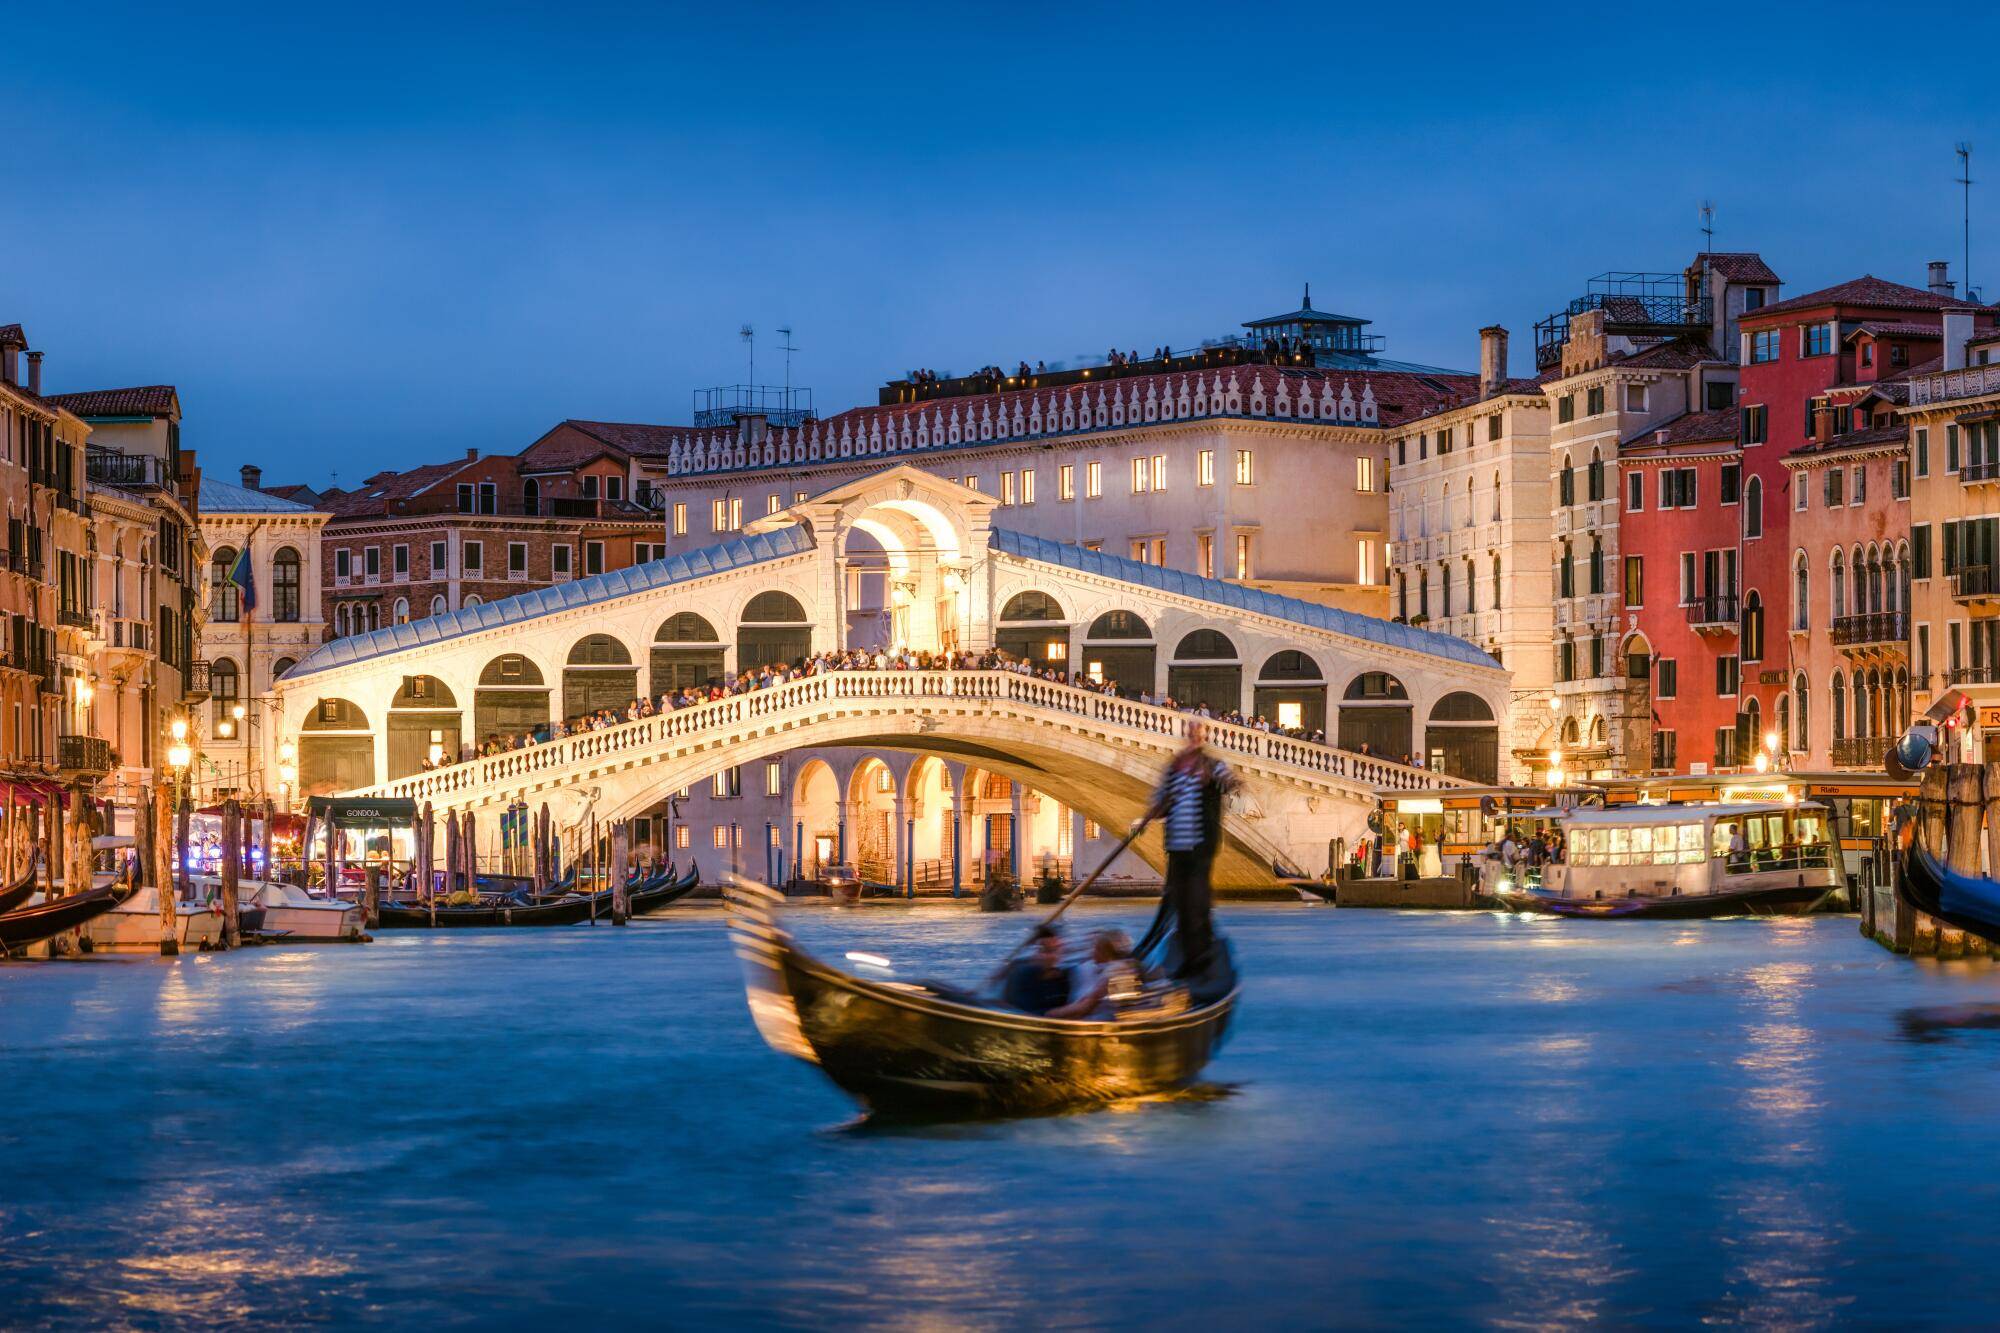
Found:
1084,819 -> 1101,840
1058,464 -> 1075,500
1086,461 -> 1102,498
1235,532 -> 1253,579
1151,455 -> 1166,491
1234,450 -> 1255,485
1001,471 -> 1016,506
677,826 -> 690,850
1197,533 -> 1214,579
1198,449 -> 1215,486
765,760 -> 782,796
1357,539 -> 1376,585
767,494 -> 781,515
1356,457 -> 1374,492
712,826 -> 728,849
1020,469 -> 1035,505
672,502 -> 687,536
1131,457 -> 1149,494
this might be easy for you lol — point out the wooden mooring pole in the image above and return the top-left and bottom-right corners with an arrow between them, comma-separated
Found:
611,821 -> 629,926
1876,763 -> 1996,959
153,781 -> 179,957
219,797 -> 242,949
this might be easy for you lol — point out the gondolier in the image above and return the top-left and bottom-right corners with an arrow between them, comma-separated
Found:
1142,722 -> 1238,979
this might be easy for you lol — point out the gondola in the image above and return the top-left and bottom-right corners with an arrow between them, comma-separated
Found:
727,880 -> 1238,1115
373,888 -> 605,928
0,866 -> 40,916
1899,839 -> 2000,942
629,864 -> 700,916
0,883 -> 136,952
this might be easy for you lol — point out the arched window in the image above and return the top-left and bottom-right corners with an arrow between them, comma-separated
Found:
210,657 -> 240,737
1000,591 -> 1063,621
1742,590 -> 1764,663
1440,561 -> 1452,617
1558,540 -> 1574,599
1587,448 -> 1604,502
1172,630 -> 1237,660
334,604 -> 350,637
656,612 -> 721,643
1492,554 -> 1503,607
1792,551 -> 1810,631
1744,476 -> 1763,539
272,547 -> 301,623
1085,610 -> 1150,640
393,597 -> 410,624
742,590 -> 809,623
1777,694 -> 1790,758
1831,672 -> 1847,742
210,546 -> 241,623
1792,673 -> 1809,752
522,479 -> 540,516
1558,454 -> 1574,508
366,603 -> 380,631
274,657 -> 296,680
464,594 -> 483,608
1589,536 -> 1604,595
431,595 -> 446,617
1464,557 -> 1478,614
1831,551 -> 1846,620
1491,470 -> 1503,521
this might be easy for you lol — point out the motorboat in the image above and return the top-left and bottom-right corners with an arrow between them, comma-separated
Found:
83,882 -> 225,952
1496,801 -> 1843,919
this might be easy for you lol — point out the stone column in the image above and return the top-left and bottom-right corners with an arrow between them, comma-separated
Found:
1009,781 -> 1024,881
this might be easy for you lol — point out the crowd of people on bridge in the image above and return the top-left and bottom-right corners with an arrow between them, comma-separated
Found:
430,645 -> 1403,772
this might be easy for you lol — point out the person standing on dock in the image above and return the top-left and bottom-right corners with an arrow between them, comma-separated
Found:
1142,723 -> 1239,979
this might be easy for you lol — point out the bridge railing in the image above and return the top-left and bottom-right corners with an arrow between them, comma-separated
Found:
358,669 -> 1445,804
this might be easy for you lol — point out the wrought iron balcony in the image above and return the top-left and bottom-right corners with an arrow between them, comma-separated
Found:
57,606 -> 93,629
58,734 -> 114,776
1831,611 -> 1907,650
1952,565 -> 1999,601
1831,736 -> 1892,768
1960,457 -> 2000,485
182,658 -> 211,703
1534,272 -> 1713,368
1946,664 -> 1997,686
85,447 -> 170,490
1684,593 -> 1739,630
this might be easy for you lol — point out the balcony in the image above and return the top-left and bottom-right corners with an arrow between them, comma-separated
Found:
57,606 -> 93,630
1960,457 -> 2000,486
85,447 -> 170,491
1535,272 -> 1713,369
58,734 -> 114,777
1947,664 -> 1997,687
94,614 -> 150,657
1685,594 -> 1740,631
1952,565 -> 2000,604
182,658 -> 211,703
1831,611 -> 1907,653
1832,736 -> 1892,769
1908,362 -> 2000,407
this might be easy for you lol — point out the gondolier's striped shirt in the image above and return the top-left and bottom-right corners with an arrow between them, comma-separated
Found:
1158,759 -> 1229,852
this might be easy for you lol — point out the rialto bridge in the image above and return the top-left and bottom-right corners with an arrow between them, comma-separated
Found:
276,467 -> 1511,887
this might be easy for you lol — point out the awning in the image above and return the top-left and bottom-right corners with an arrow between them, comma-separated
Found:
306,796 -> 418,827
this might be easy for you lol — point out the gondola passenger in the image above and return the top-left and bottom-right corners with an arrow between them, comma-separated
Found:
1000,924 -> 1072,1015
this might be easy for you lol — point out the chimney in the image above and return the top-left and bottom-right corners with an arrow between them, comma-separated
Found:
25,351 -> 41,396
466,448 -> 478,461
240,463 -> 263,490
1944,308 -> 1975,371
1929,261 -> 1955,297
1478,326 -> 1508,399
0,348 -> 14,387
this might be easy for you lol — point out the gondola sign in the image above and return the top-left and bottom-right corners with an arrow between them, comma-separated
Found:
306,796 -> 419,826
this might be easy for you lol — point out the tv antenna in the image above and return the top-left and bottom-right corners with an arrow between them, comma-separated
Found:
1956,143 -> 1976,300
777,325 -> 798,398
739,323 -> 755,385
1699,200 -> 1716,253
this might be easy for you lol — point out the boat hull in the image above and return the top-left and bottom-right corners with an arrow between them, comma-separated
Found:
1529,882 -> 1831,919
83,888 -> 224,952
1,885 -> 135,951
729,884 -> 1235,1114
1899,843 -> 2000,942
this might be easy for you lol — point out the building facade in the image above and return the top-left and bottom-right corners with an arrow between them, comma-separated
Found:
0,324 -> 71,791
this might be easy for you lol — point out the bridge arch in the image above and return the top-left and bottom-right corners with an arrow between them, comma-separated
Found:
652,611 -> 725,693
1256,650 -> 1327,734
475,653 -> 550,748
565,634 -> 637,718
1168,628 -> 1241,715
300,697 -> 373,794
388,675 -> 462,777
1338,670 -> 1411,761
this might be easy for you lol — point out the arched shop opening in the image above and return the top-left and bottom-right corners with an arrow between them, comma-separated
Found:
906,756 -> 956,886
1425,691 -> 1499,784
1078,610 -> 1154,698
475,654 -> 550,747
1168,630 -> 1242,715
1337,672 -> 1412,761
651,612 -> 725,693
387,675 -> 462,778
847,757 -> 900,885
791,759 -> 842,880
564,634 -> 637,719
300,698 -> 373,794
995,590 -> 1070,668
1254,651 -> 1326,734
738,591 -> 812,669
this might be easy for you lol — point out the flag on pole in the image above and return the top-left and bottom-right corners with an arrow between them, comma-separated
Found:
229,546 -> 257,612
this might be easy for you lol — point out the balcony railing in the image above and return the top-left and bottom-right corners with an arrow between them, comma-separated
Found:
57,606 -> 93,629
1960,457 -> 2000,485
58,734 -> 114,775
1684,593 -> 1740,628
85,448 -> 171,490
96,614 -> 150,651
1946,664 -> 1997,686
183,659 -> 211,701
1831,611 -> 1907,648
1952,565 -> 1998,600
1908,362 -> 2000,407
1832,736 -> 1893,768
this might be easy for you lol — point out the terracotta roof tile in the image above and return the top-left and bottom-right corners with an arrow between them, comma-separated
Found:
0,324 -> 24,349
1845,321 -> 1943,341
1616,339 -> 1713,370
1697,252 -> 1782,285
1746,275 -> 1982,320
1622,407 -> 1737,451
43,385 -> 179,417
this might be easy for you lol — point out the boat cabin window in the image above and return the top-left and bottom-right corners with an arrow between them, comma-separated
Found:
1570,823 -> 1704,866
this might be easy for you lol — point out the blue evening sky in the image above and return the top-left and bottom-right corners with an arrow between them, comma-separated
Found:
6,2 -> 1997,485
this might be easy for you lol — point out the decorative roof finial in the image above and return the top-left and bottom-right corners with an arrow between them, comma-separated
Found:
1303,282 -> 1311,310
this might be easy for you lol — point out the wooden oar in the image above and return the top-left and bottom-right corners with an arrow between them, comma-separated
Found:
989,817 -> 1150,981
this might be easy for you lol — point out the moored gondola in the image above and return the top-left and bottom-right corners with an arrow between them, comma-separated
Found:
0,883 -> 136,952
1899,839 -> 2000,942
727,880 -> 1238,1114
374,889 -> 604,928
0,866 -> 40,916
629,864 -> 700,916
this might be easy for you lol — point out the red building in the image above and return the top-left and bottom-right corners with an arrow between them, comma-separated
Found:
1735,270 -> 1992,744
1620,409 -> 1748,772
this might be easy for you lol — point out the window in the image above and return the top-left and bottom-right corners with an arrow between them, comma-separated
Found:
1750,330 -> 1781,364
1658,469 -> 1697,509
1742,404 -> 1767,446
677,826 -> 691,850
606,476 -> 623,502
1558,393 -> 1575,423
712,826 -> 728,849
209,547 -> 241,623
1589,538 -> 1605,594
1627,472 -> 1644,512
583,475 -> 600,499
1021,470 -> 1035,504
1130,457 -> 1149,494
456,482 -> 474,513
1586,386 -> 1606,416
1861,343 -> 1874,368
1559,461 -> 1574,507
1234,532 -> 1253,579
393,544 -> 409,578
1707,381 -> 1735,410
1717,655 -> 1740,696
1823,468 -> 1844,508
1234,450 -> 1255,485
1743,477 -> 1763,538
430,541 -> 446,572
1625,384 -> 1647,412
1679,552 -> 1696,605
673,502 -> 688,536
430,595 -> 445,617
463,541 -> 482,575
1150,455 -> 1166,491
1915,428 -> 1931,478
335,548 -> 351,582
1655,657 -> 1678,699
711,497 -> 742,532
712,766 -> 741,798
1001,471 -> 1017,506
1913,525 -> 1932,579
1803,322 -> 1834,357
392,596 -> 409,624
585,541 -> 605,575
1197,533 -> 1215,579
508,542 -> 527,576
1356,457 -> 1374,492
765,760 -> 783,796
1488,413 -> 1502,441
272,547 -> 301,623
961,475 -> 980,492
1059,464 -> 1076,500
1356,540 -> 1376,585
1085,461 -> 1102,498
1851,465 -> 1866,505
1720,464 -> 1741,506
1917,623 -> 1931,680
766,493 -> 782,516
1948,424 -> 1961,473
551,544 -> 572,579
1587,450 -> 1605,501
364,546 -> 381,579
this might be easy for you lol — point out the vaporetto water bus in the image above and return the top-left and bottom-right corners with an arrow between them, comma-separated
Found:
1499,800 -> 1845,919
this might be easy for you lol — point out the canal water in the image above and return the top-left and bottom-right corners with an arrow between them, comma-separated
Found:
5,905 -> 2000,1329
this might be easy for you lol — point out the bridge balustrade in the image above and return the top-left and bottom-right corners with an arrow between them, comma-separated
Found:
360,670 -> 1446,804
